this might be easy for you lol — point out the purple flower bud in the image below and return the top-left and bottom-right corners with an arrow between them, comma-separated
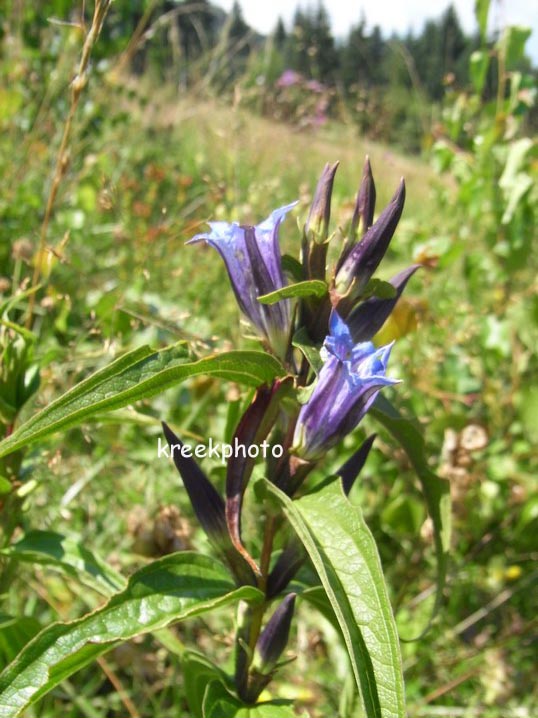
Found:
254,594 -> 296,674
304,162 -> 339,258
346,265 -> 420,342
337,433 -> 377,496
334,179 -> 405,301
188,203 -> 297,358
339,157 -> 377,269
267,537 -> 305,598
161,422 -> 256,585
226,380 -> 290,571
292,312 -> 398,461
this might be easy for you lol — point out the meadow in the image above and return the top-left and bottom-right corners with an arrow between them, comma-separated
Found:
0,3 -> 537,717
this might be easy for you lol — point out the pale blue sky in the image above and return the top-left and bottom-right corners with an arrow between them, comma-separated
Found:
212,0 -> 538,63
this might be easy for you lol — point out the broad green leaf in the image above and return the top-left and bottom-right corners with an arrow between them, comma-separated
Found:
203,680 -> 298,718
264,480 -> 405,718
499,138 -> 535,224
0,477 -> 11,496
497,26 -> 532,70
470,50 -> 490,94
474,0 -> 490,42
370,396 -> 451,638
0,344 -> 285,459
0,553 -> 262,717
0,530 -> 126,597
0,616 -> 41,671
258,280 -> 327,305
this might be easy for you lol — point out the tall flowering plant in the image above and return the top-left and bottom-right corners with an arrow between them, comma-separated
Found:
0,160 -> 448,718
161,159 -> 429,714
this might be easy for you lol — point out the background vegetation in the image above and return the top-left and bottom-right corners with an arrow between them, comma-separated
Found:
0,0 -> 537,716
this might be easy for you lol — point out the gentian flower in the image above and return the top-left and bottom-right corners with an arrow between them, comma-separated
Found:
188,203 -> 297,358
292,311 -> 398,461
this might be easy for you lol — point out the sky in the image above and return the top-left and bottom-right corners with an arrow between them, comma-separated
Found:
211,0 -> 538,63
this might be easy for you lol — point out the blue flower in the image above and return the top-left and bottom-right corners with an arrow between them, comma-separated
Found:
293,311 -> 398,461
188,203 -> 297,358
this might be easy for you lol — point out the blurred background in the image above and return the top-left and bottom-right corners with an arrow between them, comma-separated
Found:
0,1 -> 537,716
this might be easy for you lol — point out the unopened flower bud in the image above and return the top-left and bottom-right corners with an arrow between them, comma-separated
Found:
305,162 -> 339,245
334,179 -> 405,301
253,593 -> 296,674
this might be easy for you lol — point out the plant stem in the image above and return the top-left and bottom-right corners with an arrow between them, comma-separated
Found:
26,0 -> 112,328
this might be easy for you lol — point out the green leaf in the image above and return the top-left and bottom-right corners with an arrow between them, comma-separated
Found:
203,681 -> 298,718
499,138 -> 535,223
292,327 -> 322,376
0,530 -> 126,597
264,480 -> 405,718
0,344 -> 285,459
258,280 -> 327,305
183,652 -> 230,718
362,278 -> 397,300
370,396 -> 451,638
0,616 -> 41,671
497,25 -> 532,70
281,254 -> 305,283
474,0 -> 490,43
0,477 -> 11,497
0,553 -> 262,717
470,50 -> 490,94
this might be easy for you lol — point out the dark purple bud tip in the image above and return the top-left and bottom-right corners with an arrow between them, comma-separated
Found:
349,156 -> 377,244
337,434 -> 377,496
335,178 -> 406,299
254,593 -> 296,674
305,162 -> 339,245
266,538 -> 305,598
162,422 -> 228,542
347,264 -> 421,342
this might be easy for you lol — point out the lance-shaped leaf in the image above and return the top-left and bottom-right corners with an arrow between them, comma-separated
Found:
263,479 -> 405,718
370,395 -> 451,639
0,344 -> 285,459
0,553 -> 262,718
162,422 -> 256,585
339,156 -> 377,268
226,379 -> 291,572
346,265 -> 420,342
334,180 -> 405,303
0,530 -> 126,597
337,433 -> 377,496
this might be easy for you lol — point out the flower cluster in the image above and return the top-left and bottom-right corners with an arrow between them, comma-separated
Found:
163,158 -> 418,704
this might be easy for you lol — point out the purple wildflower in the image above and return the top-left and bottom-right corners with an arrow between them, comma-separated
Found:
293,311 -> 398,461
188,203 -> 297,358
